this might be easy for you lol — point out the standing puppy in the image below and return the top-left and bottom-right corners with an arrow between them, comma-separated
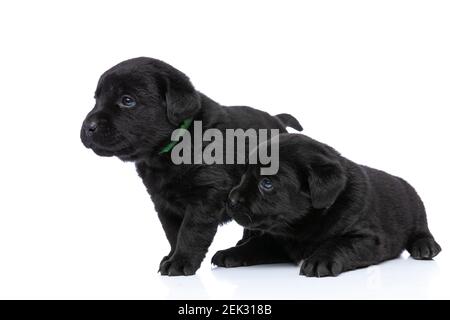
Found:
81,57 -> 302,276
218,133 -> 441,277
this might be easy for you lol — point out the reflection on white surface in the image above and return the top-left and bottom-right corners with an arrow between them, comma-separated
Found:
159,253 -> 446,300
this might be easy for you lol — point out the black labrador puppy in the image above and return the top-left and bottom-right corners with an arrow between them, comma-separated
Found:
80,57 -> 302,276
219,133 -> 441,277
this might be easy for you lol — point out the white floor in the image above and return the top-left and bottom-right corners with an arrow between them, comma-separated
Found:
164,255 -> 446,300
159,224 -> 449,300
0,213 -> 448,300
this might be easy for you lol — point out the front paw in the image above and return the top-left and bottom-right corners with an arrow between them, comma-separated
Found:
159,254 -> 172,270
212,248 -> 248,268
159,256 -> 200,276
300,255 -> 344,277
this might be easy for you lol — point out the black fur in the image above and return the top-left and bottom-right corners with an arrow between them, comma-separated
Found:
218,133 -> 441,277
80,57 -> 302,276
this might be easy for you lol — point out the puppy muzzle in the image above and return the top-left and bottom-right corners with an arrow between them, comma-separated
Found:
228,188 -> 245,209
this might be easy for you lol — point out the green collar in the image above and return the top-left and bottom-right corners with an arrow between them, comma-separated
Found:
159,118 -> 193,154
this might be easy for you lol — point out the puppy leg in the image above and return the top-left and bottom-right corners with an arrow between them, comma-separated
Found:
300,234 -> 384,277
235,228 -> 263,246
212,233 -> 292,268
159,209 -> 219,276
157,211 -> 183,270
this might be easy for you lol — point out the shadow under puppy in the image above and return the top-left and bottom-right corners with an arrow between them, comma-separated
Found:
217,133 -> 441,277
81,57 -> 303,276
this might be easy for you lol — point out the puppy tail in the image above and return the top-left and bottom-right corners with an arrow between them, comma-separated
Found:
276,113 -> 303,132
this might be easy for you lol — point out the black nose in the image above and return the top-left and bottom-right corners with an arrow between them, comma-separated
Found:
86,121 -> 98,135
228,189 -> 244,208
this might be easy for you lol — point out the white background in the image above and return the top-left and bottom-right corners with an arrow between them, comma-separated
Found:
0,0 -> 449,299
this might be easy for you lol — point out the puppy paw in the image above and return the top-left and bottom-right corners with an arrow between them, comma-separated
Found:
300,255 -> 344,277
159,254 -> 172,271
409,237 -> 441,260
159,256 -> 200,276
212,249 -> 249,268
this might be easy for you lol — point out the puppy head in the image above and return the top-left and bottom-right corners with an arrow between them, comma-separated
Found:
226,134 -> 347,232
80,57 -> 201,161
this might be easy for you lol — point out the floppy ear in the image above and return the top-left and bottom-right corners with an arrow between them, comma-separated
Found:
307,156 -> 347,209
165,76 -> 201,125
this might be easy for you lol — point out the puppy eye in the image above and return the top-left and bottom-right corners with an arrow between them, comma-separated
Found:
259,177 -> 273,192
118,95 -> 136,108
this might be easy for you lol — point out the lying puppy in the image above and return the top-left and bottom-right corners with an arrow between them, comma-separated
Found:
80,57 -> 302,276
218,133 -> 441,277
